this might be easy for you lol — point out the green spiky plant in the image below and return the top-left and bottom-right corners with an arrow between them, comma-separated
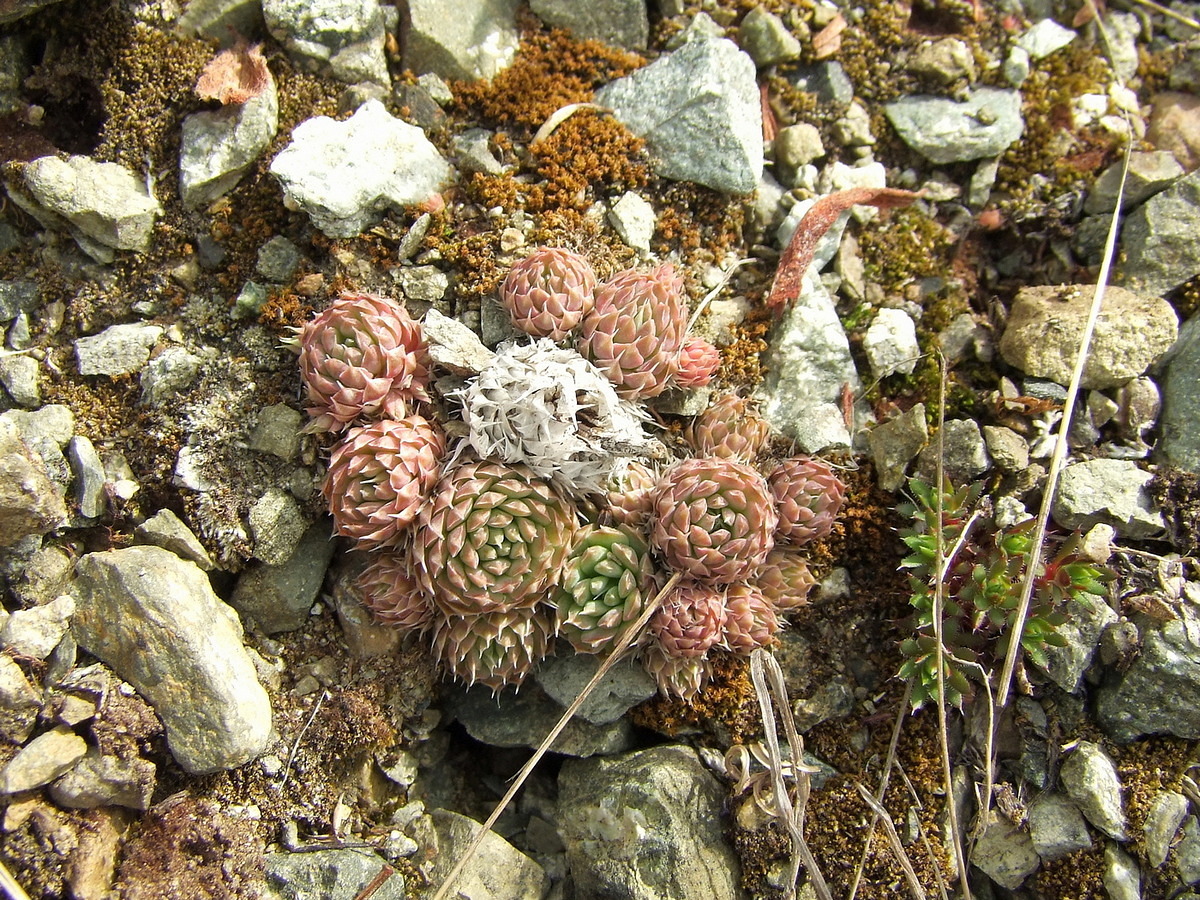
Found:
897,475 -> 1114,709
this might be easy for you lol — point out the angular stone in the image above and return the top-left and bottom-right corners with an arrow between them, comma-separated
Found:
180,76 -> 279,209
916,418 -> 990,485
1060,740 -> 1127,840
67,434 -> 106,519
231,522 -> 334,634
134,509 -> 214,571
1161,314 -> 1200,473
973,810 -> 1040,889
265,848 -> 406,900
530,0 -> 648,50
71,546 -> 272,774
596,37 -> 762,194
558,745 -> 746,899
75,323 -> 164,377
402,0 -> 521,82
1000,284 -> 1177,390
1084,150 -> 1183,216
1,593 -> 74,659
1036,591 -> 1116,693
1052,458 -> 1164,540
249,403 -> 304,461
1144,790 -> 1189,868
48,750 -> 156,811
885,88 -> 1024,164
863,307 -> 919,378
0,354 -> 39,407
868,403 -> 927,492
248,488 -> 308,565
0,655 -> 40,743
535,654 -> 656,725
264,0 -> 389,85
139,346 -> 204,407
270,100 -> 451,238
422,809 -> 545,900
0,416 -> 67,546
1028,792 -> 1092,861
737,6 -> 801,66
0,726 -> 87,793
1119,167 -> 1200,297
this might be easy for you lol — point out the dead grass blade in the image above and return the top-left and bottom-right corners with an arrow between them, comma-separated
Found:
766,188 -> 921,315
890,762 -> 950,900
0,860 -> 31,900
749,649 -> 831,900
430,572 -> 681,900
854,784 -> 928,900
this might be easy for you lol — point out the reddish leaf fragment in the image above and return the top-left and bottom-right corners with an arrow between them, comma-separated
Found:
195,42 -> 271,105
812,14 -> 847,60
766,187 -> 921,315
760,83 -> 777,143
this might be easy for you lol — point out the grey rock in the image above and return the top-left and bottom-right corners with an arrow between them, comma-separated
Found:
534,655 -> 656,725
423,308 -> 496,375
13,155 -> 161,260
863,307 -> 919,378
737,6 -> 801,66
1,404 -> 73,490
973,810 -> 1040,889
256,236 -> 302,282
1104,843 -> 1141,900
0,281 -> 38,323
1104,11 -> 1140,83
139,346 -> 204,407
916,418 -> 990,486
9,545 -> 73,607
180,77 -> 279,209
596,37 -> 762,194
265,848 -> 406,900
884,88 -> 1024,164
75,323 -> 163,377
981,425 -> 1029,472
175,0 -> 266,43
788,61 -> 854,106
1000,284 -> 1178,390
1060,740 -> 1127,840
1016,19 -> 1076,59
48,749 -> 156,810
67,435 -> 106,519
402,0 -> 521,81
0,655 -> 40,743
608,191 -> 656,254
868,402 -> 927,492
451,127 -> 503,176
249,403 -> 304,461
1161,314 -> 1200,472
264,0 -> 389,86
422,809 -> 546,900
558,745 -> 746,900
1003,47 -> 1031,86
530,0 -> 649,50
907,37 -> 976,84
755,274 -> 862,451
232,281 -> 270,320
1084,150 -> 1183,216
231,522 -> 334,634
1144,790 -> 1188,868
446,683 -> 635,757
1036,591 -> 1116,693
1098,604 -> 1200,741
831,100 -> 876,148
774,123 -> 825,171
0,354 -> 38,407
134,509 -> 214,571
270,100 -> 451,238
0,726 -> 86,793
71,546 -> 273,774
1119,168 -> 1200,297
248,488 -> 308,565
1028,792 -> 1092,861
1,594 -> 73,660
1179,816 -> 1200,884
394,265 -> 448,304
792,679 -> 853,732
1052,458 -> 1164,540
331,569 -> 402,658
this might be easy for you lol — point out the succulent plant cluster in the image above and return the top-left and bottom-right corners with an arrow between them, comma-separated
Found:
897,476 -> 1114,709
300,249 -> 848,698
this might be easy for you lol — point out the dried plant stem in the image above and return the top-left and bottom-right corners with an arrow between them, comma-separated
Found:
430,572 -> 681,900
0,860 -> 31,900
854,784 -> 928,900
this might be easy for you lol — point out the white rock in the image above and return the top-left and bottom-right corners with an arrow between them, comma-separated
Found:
863,307 -> 920,378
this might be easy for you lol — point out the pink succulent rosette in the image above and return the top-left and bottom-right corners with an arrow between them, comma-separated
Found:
767,457 -> 847,546
674,336 -> 721,389
500,246 -> 598,341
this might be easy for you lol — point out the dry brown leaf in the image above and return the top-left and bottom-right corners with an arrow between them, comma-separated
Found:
766,187 -> 921,315
195,42 -> 271,105
812,14 -> 847,59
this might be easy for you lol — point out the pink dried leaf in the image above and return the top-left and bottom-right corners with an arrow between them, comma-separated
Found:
766,187 -> 921,315
195,42 -> 271,105
812,14 -> 847,59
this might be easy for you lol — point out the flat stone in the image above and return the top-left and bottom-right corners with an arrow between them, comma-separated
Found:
530,0 -> 648,50
75,323 -> 163,377
1119,166 -> 1200,297
884,88 -> 1024,164
0,416 -> 67,546
422,809 -> 546,900
139,346 -> 204,407
1,594 -> 74,660
1060,740 -> 1127,840
596,37 -> 762,194
230,522 -> 335,634
402,0 -> 521,81
999,284 -> 1178,389
1016,19 -> 1076,59
973,810 -> 1040,889
867,402 -> 927,492
1161,314 -> 1200,472
133,508 -> 214,571
0,354 -> 39,407
534,654 -> 657,725
265,848 -> 406,900
270,100 -> 450,238
423,308 -> 496,375
1144,790 -> 1189,868
1052,458 -> 1164,540
180,76 -> 279,209
67,435 -> 106,519
0,726 -> 87,793
1028,792 -> 1092,861
264,0 -> 389,86
48,750 -> 156,810
0,655 -> 40,743
558,745 -> 747,900
15,155 -> 162,259
71,546 -> 272,774
863,307 -> 919,378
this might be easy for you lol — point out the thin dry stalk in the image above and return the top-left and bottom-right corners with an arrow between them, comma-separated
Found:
890,764 -> 950,900
430,572 -> 681,900
749,649 -> 832,900
854,783 -> 928,900
0,860 -> 31,900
